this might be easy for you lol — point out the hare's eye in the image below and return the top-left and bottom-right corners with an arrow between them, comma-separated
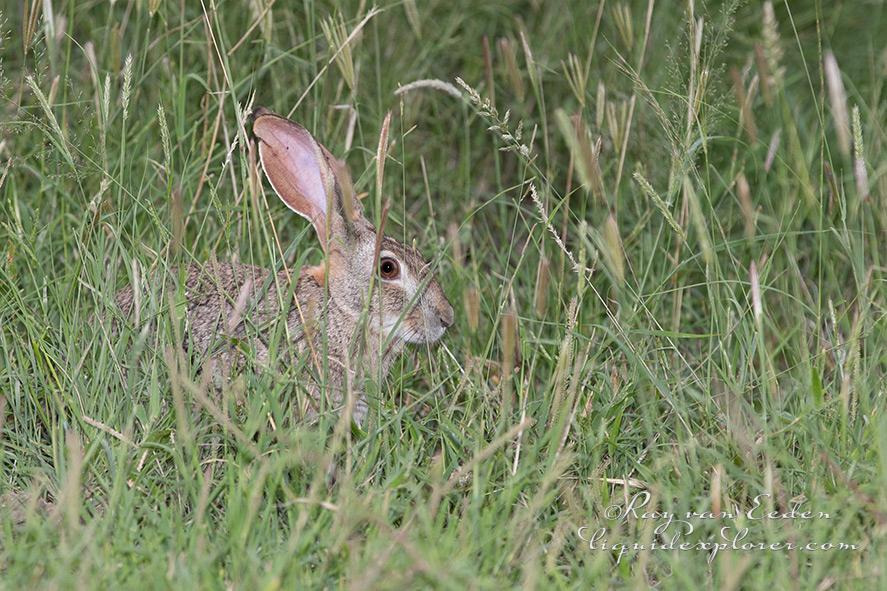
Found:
380,257 -> 400,280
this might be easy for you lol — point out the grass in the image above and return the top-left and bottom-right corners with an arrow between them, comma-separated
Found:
1,0 -> 885,588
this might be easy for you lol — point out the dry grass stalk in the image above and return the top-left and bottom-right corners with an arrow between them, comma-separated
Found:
519,29 -> 539,97
824,51 -> 851,157
47,75 -> 60,106
482,36 -> 495,106
530,182 -> 583,275
331,103 -> 358,151
611,0 -> 650,196
321,13 -> 359,92
171,186 -> 184,256
62,430 -> 83,531
686,15 -> 705,133
22,0 -> 42,53
83,415 -> 135,447
403,0 -> 421,39
375,111 -> 392,206
226,278 -> 254,334
500,308 -> 517,412
754,43 -> 773,105
84,42 -> 98,89
606,100 -> 628,159
562,53 -> 588,108
603,213 -> 625,287
498,37 -> 525,101
228,0 -> 276,55
764,130 -> 781,172
761,2 -> 784,88
595,81 -> 606,129
684,177 -> 713,266
533,256 -> 550,317
464,286 -> 480,333
548,298 -> 578,429
293,8 -> 379,111
131,259 -> 142,326
447,222 -> 463,267
555,110 -> 604,203
750,261 -> 763,322
612,3 -> 634,50
736,172 -> 755,239
730,67 -> 758,144
253,0 -> 274,42
601,476 -> 647,489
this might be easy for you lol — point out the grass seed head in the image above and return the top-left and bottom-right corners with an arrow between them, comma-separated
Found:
482,35 -> 495,105
754,43 -> 773,105
595,81 -> 606,129
448,222 -> 463,268
612,3 -> 634,51
497,37 -> 525,102
603,213 -> 625,287
736,172 -> 755,239
464,286 -> 480,333
375,111 -> 392,209
750,261 -> 763,322
519,29 -> 539,96
403,0 -> 422,39
824,51 -> 851,157
500,308 -> 518,410
322,13 -> 359,92
851,105 -> 869,200
730,67 -> 758,144
562,53 -> 589,108
121,53 -> 133,122
762,2 -> 785,88
157,102 -> 172,178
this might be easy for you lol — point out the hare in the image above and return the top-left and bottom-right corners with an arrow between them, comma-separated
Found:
114,108 -> 454,426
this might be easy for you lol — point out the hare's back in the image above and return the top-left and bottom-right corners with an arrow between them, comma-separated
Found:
114,262 -> 286,339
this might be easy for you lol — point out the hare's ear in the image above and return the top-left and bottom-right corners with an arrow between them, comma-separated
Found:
253,109 -> 338,249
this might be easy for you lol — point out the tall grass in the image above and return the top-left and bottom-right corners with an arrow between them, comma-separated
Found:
1,0 -> 885,588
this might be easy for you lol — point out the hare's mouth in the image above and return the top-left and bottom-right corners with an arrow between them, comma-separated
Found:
419,325 -> 447,344
390,315 -> 446,345
414,315 -> 448,344
404,330 -> 444,344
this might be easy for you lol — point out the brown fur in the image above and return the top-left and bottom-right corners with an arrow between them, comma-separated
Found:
113,110 -> 454,425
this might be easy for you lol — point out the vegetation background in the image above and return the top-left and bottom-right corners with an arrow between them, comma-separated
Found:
1,0 -> 885,588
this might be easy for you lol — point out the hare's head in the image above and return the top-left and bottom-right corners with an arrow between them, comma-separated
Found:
252,108 -> 454,345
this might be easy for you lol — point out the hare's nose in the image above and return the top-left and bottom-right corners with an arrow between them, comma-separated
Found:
437,300 -> 455,328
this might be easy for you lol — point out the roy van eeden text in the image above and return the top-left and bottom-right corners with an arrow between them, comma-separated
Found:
577,492 -> 858,564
